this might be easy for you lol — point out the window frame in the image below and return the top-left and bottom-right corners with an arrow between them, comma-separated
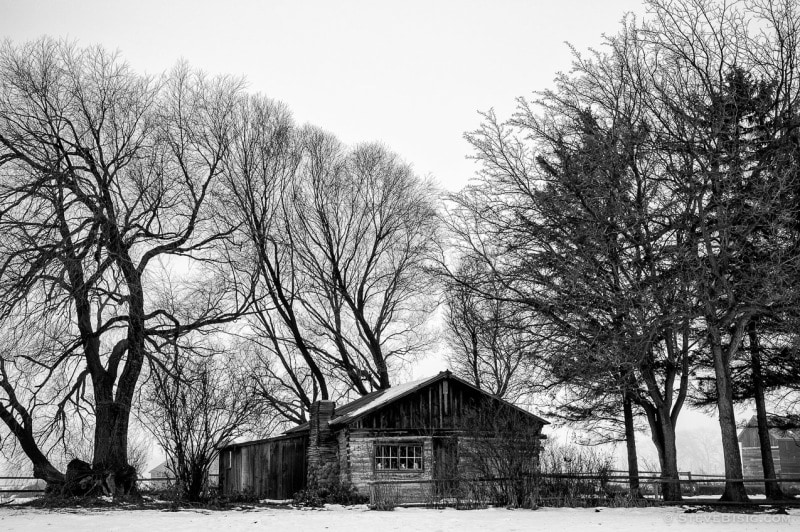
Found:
373,441 -> 424,472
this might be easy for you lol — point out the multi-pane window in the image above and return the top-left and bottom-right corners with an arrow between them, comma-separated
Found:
374,444 -> 423,471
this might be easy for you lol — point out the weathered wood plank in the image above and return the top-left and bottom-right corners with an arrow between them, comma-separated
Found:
220,435 -> 308,498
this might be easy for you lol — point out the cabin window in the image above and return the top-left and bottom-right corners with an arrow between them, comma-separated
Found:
374,443 -> 423,471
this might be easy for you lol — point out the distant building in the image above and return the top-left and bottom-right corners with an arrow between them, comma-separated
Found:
148,461 -> 173,481
219,370 -> 548,502
738,416 -> 800,480
148,457 -> 220,487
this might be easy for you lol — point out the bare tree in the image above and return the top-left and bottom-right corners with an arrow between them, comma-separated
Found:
141,342 -> 265,502
0,39 -> 249,488
443,259 -> 534,402
0,319 -> 67,483
292,132 -> 439,392
221,99 -> 332,413
223,107 -> 439,421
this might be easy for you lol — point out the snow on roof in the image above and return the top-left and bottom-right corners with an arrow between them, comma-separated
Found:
329,373 -> 441,425
284,373 -> 442,434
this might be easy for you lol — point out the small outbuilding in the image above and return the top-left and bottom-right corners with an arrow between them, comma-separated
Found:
219,370 -> 548,502
738,416 -> 800,480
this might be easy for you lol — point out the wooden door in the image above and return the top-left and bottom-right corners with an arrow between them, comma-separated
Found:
433,437 -> 459,497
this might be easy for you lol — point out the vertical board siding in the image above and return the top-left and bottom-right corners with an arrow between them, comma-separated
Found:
353,379 -> 527,432
778,440 -> 800,476
220,435 -> 308,499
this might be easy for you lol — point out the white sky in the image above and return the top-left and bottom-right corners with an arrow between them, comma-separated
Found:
0,0 -> 646,191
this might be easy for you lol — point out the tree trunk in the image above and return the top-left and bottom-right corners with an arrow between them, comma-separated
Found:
658,414 -> 682,501
92,379 -> 140,497
710,340 -> 750,502
749,322 -> 786,500
0,405 -> 64,486
645,405 -> 682,502
187,465 -> 205,502
91,331 -> 142,494
623,394 -> 642,497
92,399 -> 130,473
90,253 -> 146,494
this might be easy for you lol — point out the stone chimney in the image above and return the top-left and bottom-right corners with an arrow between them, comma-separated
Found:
307,400 -> 337,486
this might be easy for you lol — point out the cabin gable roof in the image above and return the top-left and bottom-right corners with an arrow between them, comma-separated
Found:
737,415 -> 800,445
285,370 -> 548,435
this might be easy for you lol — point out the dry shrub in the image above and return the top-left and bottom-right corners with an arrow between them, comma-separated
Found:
369,482 -> 400,511
534,443 -> 620,507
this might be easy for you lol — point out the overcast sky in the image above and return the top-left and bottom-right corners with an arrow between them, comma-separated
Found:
1,0 -> 646,191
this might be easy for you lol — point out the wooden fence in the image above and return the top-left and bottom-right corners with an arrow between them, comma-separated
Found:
4,471 -> 800,507
0,474 -> 219,495
368,472 -> 800,508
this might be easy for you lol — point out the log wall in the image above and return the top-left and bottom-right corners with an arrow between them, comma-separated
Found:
345,434 -> 435,503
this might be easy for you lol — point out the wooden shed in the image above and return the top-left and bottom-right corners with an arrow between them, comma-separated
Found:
219,433 -> 308,499
219,370 -> 548,502
738,416 -> 800,480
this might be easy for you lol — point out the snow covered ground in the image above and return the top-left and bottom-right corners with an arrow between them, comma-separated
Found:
0,505 -> 798,532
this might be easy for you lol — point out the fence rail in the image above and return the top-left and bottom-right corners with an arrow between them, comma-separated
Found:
4,472 -> 800,506
0,473 -> 220,494
368,475 -> 800,484
367,473 -> 800,508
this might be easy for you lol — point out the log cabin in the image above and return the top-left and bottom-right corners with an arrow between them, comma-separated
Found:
218,370 -> 548,502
